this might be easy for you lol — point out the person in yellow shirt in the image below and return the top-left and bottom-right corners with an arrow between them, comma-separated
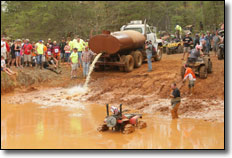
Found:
35,40 -> 44,69
69,48 -> 79,79
72,35 -> 84,68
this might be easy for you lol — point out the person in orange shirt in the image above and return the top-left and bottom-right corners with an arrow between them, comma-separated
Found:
183,65 -> 196,95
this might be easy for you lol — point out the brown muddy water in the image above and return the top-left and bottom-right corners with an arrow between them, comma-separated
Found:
1,95 -> 224,149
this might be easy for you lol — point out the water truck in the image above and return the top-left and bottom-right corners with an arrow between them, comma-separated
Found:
89,20 -> 163,72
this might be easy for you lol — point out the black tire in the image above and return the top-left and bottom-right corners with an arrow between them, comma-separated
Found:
208,61 -> 212,73
124,55 -> 134,72
131,50 -> 143,68
199,65 -> 208,79
94,65 -> 104,72
119,55 -> 126,72
155,47 -> 162,61
218,49 -> 223,60
181,66 -> 186,78
166,48 -> 171,55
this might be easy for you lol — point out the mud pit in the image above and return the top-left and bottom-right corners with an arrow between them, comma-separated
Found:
1,53 -> 224,149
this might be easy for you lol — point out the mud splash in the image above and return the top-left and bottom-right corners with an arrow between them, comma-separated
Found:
84,53 -> 102,88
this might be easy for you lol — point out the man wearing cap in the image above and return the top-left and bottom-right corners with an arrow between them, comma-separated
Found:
23,39 -> 33,67
35,40 -> 44,69
72,35 -> 85,68
182,33 -> 193,60
145,40 -> 153,72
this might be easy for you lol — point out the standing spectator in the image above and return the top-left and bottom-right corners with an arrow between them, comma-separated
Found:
6,38 -> 11,67
182,33 -> 193,60
31,42 -> 37,67
35,40 -> 44,69
15,39 -> 22,68
193,34 -> 200,48
52,41 -> 61,68
23,39 -> 33,67
170,83 -> 181,119
64,41 -> 71,63
48,38 -> 53,46
1,56 -> 16,75
204,31 -> 211,55
145,40 -> 153,72
69,48 -> 79,79
10,40 -> 16,68
82,46 -> 94,78
200,33 -> 205,43
59,38 -> 66,62
72,35 -> 85,68
213,31 -> 220,56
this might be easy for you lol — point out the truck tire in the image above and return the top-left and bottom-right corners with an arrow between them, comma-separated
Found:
208,61 -> 212,73
124,55 -> 134,72
181,66 -> 185,78
131,50 -> 143,68
199,65 -> 208,79
119,55 -> 126,72
155,47 -> 162,61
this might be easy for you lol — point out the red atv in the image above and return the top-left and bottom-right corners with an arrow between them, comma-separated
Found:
97,104 -> 147,134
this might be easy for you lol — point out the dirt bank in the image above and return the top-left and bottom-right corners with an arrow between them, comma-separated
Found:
1,53 -> 224,122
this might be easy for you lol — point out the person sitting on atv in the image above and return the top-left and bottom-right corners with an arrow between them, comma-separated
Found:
187,45 -> 203,63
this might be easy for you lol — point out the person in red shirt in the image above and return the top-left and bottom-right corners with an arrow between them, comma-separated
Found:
46,43 -> 58,68
52,41 -> 61,68
23,39 -> 33,67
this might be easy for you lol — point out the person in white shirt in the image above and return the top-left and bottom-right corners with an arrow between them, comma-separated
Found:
1,56 -> 16,75
1,37 -> 7,60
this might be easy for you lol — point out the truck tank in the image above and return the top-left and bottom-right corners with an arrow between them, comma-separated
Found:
89,30 -> 146,54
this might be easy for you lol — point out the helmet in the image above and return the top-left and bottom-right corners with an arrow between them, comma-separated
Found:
110,106 -> 119,115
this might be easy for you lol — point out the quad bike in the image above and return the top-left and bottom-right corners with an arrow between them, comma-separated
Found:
97,104 -> 147,134
181,55 -> 212,79
166,40 -> 183,55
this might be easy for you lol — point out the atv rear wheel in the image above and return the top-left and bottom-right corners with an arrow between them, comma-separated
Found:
199,65 -> 208,79
166,48 -> 171,55
218,49 -> 224,60
181,66 -> 186,78
122,124 -> 135,134
137,121 -> 147,129
208,61 -> 213,73
178,45 -> 183,53
124,55 -> 134,72
97,123 -> 109,132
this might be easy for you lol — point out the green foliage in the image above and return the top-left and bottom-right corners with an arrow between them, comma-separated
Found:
1,1 -> 224,42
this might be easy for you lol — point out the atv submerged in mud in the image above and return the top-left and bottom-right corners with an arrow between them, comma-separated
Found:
181,55 -> 212,79
97,104 -> 147,134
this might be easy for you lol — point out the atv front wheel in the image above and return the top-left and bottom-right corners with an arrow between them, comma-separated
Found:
122,124 -> 135,134
199,65 -> 208,79
97,123 -> 109,132
208,61 -> 213,73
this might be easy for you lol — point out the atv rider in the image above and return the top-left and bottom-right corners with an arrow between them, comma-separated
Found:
187,44 -> 203,63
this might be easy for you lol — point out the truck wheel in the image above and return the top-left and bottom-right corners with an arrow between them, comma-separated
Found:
155,47 -> 162,61
131,50 -> 143,68
181,66 -> 186,78
208,61 -> 212,73
119,55 -> 126,72
199,65 -> 208,79
124,55 -> 134,72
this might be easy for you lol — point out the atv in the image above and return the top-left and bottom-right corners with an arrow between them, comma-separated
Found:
218,43 -> 224,60
166,40 -> 183,55
97,104 -> 147,134
181,55 -> 212,79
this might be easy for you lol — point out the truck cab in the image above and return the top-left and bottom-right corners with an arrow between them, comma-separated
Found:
120,20 -> 163,56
